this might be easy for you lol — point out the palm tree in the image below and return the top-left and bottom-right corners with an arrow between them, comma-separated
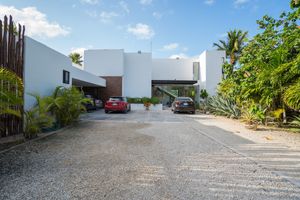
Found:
69,52 -> 83,66
0,67 -> 23,117
213,30 -> 248,66
291,0 -> 300,8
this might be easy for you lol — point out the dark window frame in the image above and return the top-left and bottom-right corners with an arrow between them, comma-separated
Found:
63,70 -> 70,84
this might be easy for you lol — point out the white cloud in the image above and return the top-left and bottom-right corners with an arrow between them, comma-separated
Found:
162,43 -> 179,51
86,10 -> 98,18
127,23 -> 155,40
99,11 -> 119,23
182,47 -> 188,52
152,12 -> 162,20
140,0 -> 153,5
204,0 -> 215,5
120,1 -> 130,13
0,5 -> 70,38
81,0 -> 99,5
169,53 -> 188,59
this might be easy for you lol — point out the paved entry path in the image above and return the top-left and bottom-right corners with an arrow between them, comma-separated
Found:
1,110 -> 300,200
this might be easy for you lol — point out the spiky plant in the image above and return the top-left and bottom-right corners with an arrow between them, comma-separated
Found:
291,116 -> 300,127
207,95 -> 241,118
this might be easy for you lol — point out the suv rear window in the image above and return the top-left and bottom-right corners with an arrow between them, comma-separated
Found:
176,97 -> 193,101
109,97 -> 125,101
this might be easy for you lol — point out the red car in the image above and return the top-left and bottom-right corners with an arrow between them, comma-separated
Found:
105,96 -> 131,113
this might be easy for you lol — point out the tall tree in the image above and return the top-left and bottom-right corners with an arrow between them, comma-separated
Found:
213,30 -> 248,66
69,53 -> 83,66
291,0 -> 300,8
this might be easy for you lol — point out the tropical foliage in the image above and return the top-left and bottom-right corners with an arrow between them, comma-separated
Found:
211,1 -> 300,129
0,67 -> 23,117
45,86 -> 89,127
24,86 -> 89,137
69,52 -> 83,66
213,29 -> 248,66
24,94 -> 54,139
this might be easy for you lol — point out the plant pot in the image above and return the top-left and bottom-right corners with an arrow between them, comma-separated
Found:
144,103 -> 151,111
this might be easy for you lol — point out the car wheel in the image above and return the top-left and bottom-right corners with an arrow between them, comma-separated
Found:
191,111 -> 195,114
105,110 -> 108,113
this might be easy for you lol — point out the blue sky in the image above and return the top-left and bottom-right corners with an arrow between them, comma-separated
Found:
0,0 -> 291,58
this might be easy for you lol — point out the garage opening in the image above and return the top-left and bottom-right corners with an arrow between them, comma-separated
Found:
152,80 -> 197,107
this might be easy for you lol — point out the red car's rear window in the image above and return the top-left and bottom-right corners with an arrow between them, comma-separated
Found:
109,97 -> 124,101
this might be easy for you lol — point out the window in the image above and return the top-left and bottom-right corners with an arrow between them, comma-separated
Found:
63,70 -> 70,84
193,62 -> 200,80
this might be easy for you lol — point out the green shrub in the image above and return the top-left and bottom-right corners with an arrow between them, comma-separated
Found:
45,86 -> 89,127
24,94 -> 54,139
283,80 -> 300,111
141,97 -> 151,104
242,103 -> 265,125
127,97 -> 142,104
150,97 -> 160,105
208,95 -> 241,118
200,89 -> 208,99
0,67 -> 23,117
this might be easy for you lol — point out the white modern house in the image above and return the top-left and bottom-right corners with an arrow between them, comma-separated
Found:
23,36 -> 225,109
84,49 -> 225,102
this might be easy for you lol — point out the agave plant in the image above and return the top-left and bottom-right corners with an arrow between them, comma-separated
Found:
291,116 -> 300,127
207,95 -> 241,118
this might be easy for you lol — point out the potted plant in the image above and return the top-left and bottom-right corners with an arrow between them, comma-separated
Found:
142,97 -> 151,111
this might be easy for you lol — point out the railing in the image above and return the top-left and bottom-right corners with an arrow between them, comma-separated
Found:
0,15 -> 25,137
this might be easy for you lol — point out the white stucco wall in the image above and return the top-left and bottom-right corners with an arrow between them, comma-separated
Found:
24,37 -> 105,110
199,50 -> 225,96
123,53 -> 152,97
152,58 -> 196,80
199,51 -> 207,90
84,49 -> 124,76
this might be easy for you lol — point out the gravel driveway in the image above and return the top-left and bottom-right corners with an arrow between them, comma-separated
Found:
0,110 -> 300,200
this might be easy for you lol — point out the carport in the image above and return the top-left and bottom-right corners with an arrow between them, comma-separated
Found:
71,65 -> 106,100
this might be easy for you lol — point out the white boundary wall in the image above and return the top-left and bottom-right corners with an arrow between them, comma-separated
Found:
130,104 -> 163,111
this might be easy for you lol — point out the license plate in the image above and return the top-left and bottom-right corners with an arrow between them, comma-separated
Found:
183,103 -> 188,106
112,103 -> 118,106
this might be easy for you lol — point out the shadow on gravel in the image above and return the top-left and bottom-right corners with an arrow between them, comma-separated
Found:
190,121 -> 300,189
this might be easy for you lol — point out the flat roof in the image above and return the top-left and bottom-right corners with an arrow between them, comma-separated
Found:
152,80 -> 197,85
